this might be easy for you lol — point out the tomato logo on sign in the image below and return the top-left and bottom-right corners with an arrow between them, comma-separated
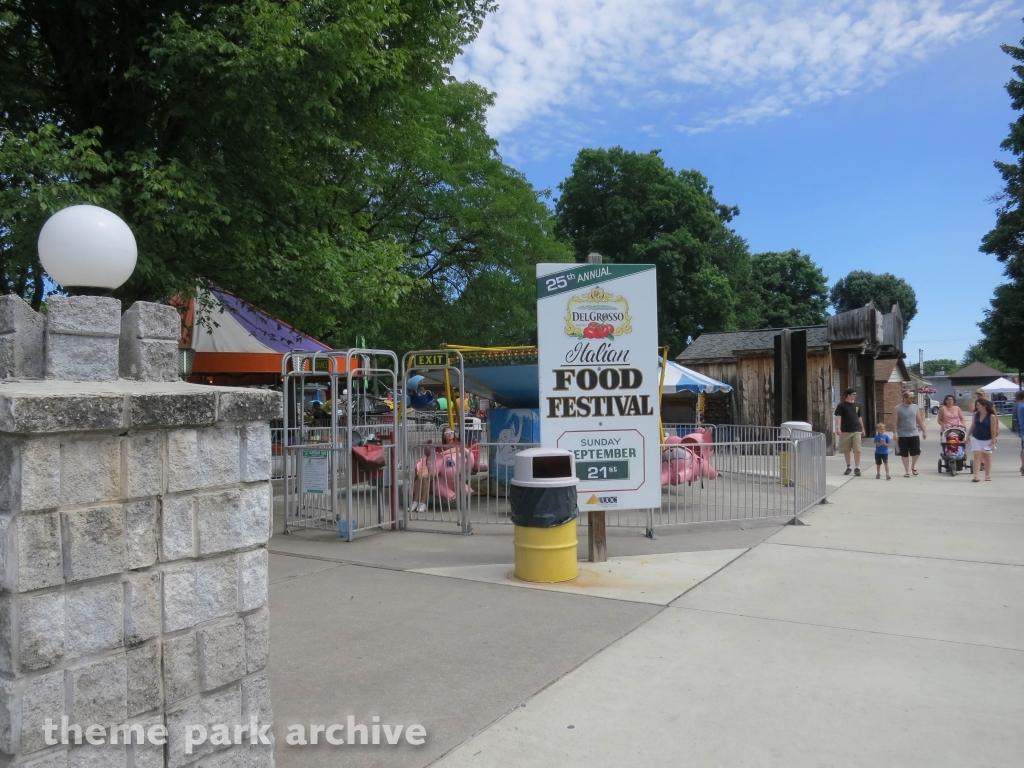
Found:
563,287 -> 632,341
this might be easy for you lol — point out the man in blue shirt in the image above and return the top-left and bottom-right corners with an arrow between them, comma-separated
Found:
1016,390 -> 1024,477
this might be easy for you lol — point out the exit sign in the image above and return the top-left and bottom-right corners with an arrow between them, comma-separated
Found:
412,353 -> 450,368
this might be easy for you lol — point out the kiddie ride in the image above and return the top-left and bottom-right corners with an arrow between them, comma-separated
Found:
412,439 -> 488,506
661,427 -> 718,485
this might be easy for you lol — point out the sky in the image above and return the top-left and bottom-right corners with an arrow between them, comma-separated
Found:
452,0 -> 1023,365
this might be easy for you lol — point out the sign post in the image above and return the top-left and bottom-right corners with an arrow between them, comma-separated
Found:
537,259 -> 661,561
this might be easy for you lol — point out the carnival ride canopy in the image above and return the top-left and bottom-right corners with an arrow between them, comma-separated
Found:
185,287 -> 330,376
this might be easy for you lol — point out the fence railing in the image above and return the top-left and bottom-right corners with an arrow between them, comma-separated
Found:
408,431 -> 826,532
281,422 -> 401,535
278,422 -> 828,535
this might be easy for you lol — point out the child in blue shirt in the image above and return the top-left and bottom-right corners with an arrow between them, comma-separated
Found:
874,422 -> 892,480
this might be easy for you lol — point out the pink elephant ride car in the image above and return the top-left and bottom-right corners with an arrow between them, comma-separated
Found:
660,427 -> 718,485
416,443 -> 475,503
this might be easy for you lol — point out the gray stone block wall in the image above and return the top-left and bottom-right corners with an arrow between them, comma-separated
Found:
0,297 -> 45,380
0,295 -> 183,384
119,303 -> 180,382
44,296 -> 121,382
0,378 -> 280,768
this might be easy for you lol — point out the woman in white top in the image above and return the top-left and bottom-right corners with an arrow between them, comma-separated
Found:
967,398 -> 1000,482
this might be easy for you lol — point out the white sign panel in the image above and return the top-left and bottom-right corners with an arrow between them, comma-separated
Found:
537,263 -> 661,510
301,449 -> 329,494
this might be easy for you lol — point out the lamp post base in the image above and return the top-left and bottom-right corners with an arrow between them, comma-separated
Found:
64,286 -> 115,297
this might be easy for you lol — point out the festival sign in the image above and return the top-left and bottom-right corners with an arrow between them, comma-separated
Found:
537,263 -> 661,510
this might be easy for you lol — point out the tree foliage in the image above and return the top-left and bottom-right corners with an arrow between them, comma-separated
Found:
0,0 -> 568,348
829,270 -> 918,329
921,360 -> 958,376
749,250 -> 829,328
960,342 -> 1009,373
554,147 -> 759,352
979,24 -> 1024,377
980,26 -> 1024,267
978,262 -> 1024,377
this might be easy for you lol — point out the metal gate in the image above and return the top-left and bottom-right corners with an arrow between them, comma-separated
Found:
282,348 -> 400,540
282,351 -> 826,540
399,350 -> 475,534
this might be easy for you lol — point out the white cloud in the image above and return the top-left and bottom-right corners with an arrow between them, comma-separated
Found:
452,0 -> 1011,138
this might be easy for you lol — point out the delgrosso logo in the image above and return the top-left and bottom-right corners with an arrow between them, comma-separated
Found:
563,286 -> 633,340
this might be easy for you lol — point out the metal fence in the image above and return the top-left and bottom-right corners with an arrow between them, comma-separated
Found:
400,425 -> 826,534
282,421 -> 400,536
278,412 -> 827,536
281,349 -> 403,539
399,418 -> 472,532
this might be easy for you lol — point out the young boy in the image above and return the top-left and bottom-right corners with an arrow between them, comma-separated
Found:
874,422 -> 892,480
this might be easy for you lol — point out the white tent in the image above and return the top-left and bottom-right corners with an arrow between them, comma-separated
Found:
660,360 -> 733,394
981,377 -> 1020,394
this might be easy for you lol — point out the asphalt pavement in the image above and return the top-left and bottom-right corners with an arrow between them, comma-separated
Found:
266,428 -> 1024,768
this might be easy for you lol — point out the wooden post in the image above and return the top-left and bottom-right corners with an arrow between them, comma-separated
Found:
791,329 -> 808,423
588,510 -> 607,562
774,329 -> 793,425
585,251 -> 608,563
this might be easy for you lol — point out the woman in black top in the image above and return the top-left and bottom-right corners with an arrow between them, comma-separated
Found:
967,398 -> 1000,482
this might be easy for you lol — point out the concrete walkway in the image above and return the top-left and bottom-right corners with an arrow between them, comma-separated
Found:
267,443 -> 1024,767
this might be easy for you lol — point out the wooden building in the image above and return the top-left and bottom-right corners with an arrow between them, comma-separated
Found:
677,304 -> 905,449
677,326 -> 832,434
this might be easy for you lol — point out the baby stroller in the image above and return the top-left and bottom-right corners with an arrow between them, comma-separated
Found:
937,426 -> 972,477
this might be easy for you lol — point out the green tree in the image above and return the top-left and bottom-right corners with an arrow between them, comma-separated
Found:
960,343 -> 1009,372
918,359 -> 960,376
978,24 -> 1024,381
1,0 -> 566,349
978,268 -> 1024,379
749,250 -> 829,328
980,25 -> 1024,268
312,79 -> 571,349
829,270 -> 918,329
554,147 -> 758,351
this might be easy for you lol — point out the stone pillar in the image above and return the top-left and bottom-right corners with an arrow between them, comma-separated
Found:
120,303 -> 181,382
44,296 -> 122,382
0,297 -> 45,381
0,296 -> 280,768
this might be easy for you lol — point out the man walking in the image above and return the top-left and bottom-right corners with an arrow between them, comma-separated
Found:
895,390 -> 928,477
835,387 -> 866,476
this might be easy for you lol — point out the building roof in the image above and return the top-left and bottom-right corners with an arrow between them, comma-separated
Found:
874,359 -> 896,382
949,361 -> 1005,380
875,358 -> 916,385
677,326 -> 830,362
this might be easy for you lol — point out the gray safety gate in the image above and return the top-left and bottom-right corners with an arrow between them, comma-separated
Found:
399,350 -> 472,534
282,348 -> 400,540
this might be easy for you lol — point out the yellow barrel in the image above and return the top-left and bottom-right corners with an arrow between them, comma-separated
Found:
513,519 -> 579,583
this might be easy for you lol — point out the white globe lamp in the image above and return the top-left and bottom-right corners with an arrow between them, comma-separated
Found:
38,205 -> 137,293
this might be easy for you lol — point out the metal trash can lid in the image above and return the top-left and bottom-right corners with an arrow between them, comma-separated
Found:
510,448 -> 579,488
781,421 -> 813,436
